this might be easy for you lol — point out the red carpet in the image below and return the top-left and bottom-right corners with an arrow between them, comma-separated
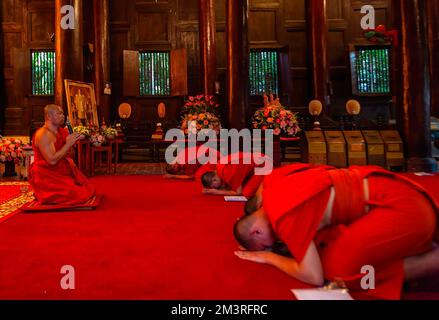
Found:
0,174 -> 437,300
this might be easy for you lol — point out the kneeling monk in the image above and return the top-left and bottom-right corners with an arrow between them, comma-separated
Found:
234,164 -> 439,299
29,104 -> 95,205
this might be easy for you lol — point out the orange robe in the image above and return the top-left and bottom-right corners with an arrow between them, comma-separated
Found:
263,165 -> 438,300
216,153 -> 266,198
29,128 -> 95,205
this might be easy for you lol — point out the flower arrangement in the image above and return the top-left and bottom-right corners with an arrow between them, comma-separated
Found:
181,112 -> 222,134
0,137 -> 26,163
73,126 -> 91,137
182,95 -> 220,115
180,94 -> 222,134
252,94 -> 301,136
89,132 -> 106,147
102,127 -> 118,140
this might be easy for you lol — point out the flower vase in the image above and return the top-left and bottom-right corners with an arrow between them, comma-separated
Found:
3,160 -> 17,177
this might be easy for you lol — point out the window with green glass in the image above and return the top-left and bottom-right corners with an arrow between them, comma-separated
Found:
249,50 -> 279,96
31,50 -> 55,95
139,51 -> 170,96
351,46 -> 391,95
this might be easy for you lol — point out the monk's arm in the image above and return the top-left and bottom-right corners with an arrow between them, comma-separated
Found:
235,242 -> 324,286
202,186 -> 242,196
163,174 -> 194,180
37,132 -> 81,166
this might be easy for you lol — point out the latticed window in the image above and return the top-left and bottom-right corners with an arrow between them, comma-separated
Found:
249,50 -> 279,96
31,50 -> 55,95
139,51 -> 170,96
350,46 -> 391,95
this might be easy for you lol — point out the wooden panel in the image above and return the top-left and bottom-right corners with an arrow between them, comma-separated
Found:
29,9 -> 54,44
170,48 -> 188,96
284,31 -> 307,67
249,10 -> 277,42
136,11 -> 170,43
3,32 -> 22,67
215,31 -> 226,69
177,0 -> 198,21
123,50 -> 139,96
110,0 -> 129,21
284,0 -> 305,20
215,0 -> 226,22
177,31 -> 199,95
328,31 -> 346,66
327,0 -> 343,19
2,0 -> 16,23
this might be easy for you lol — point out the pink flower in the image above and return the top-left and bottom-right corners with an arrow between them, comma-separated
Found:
11,152 -> 17,158
274,128 -> 281,135
0,155 -> 5,162
204,120 -> 209,126
189,96 -> 194,101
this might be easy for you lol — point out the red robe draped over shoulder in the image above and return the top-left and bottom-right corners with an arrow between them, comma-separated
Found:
29,128 -> 95,205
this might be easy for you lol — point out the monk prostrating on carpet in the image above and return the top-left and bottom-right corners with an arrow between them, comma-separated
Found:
201,152 -> 269,198
29,104 -> 96,206
234,164 -> 439,300
163,145 -> 219,180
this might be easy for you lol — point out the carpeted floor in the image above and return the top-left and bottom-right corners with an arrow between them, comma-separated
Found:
0,174 -> 437,300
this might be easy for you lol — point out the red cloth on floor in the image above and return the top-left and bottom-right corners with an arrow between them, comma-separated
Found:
263,165 -> 438,300
29,128 -> 95,205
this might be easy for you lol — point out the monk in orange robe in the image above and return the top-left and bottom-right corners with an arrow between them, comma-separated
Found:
201,152 -> 269,198
234,164 -> 439,300
163,145 -> 219,180
29,104 -> 95,205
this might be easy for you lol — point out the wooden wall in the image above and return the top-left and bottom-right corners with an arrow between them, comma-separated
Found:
0,0 -> 394,137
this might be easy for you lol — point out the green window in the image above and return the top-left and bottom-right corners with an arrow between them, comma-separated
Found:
351,46 -> 391,95
31,50 -> 55,95
139,51 -> 170,96
249,50 -> 279,96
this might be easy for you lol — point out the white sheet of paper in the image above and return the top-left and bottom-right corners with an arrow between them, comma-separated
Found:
291,289 -> 354,300
224,196 -> 248,202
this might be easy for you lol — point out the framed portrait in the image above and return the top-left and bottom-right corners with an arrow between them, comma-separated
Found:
64,80 -> 99,128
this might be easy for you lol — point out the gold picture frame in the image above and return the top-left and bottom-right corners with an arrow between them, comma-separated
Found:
64,79 -> 99,128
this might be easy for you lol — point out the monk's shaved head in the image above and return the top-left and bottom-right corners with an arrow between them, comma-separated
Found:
44,104 -> 62,120
233,214 -> 257,250
201,171 -> 216,188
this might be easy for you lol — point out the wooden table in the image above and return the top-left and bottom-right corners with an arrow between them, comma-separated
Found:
76,140 -> 91,175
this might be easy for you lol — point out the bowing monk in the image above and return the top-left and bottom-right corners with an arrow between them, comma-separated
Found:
29,104 -> 95,205
234,164 -> 439,300
163,145 -> 219,180
201,152 -> 270,198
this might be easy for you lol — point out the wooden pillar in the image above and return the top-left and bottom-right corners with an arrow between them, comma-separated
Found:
306,0 -> 330,108
427,1 -> 439,118
93,0 -> 111,123
199,0 -> 217,96
55,0 -> 84,110
226,0 -> 249,130
398,0 -> 437,172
